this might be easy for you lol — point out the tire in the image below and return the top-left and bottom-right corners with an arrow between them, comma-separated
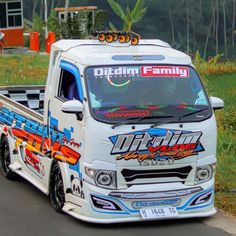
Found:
0,136 -> 18,180
49,162 -> 65,213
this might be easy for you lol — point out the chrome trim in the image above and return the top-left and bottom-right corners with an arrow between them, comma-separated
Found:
109,187 -> 203,199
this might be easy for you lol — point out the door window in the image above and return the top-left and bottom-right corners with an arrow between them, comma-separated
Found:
58,69 -> 80,101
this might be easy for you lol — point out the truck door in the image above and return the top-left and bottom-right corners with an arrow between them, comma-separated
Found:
48,60 -> 84,179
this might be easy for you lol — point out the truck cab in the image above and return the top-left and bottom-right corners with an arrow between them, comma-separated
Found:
0,38 -> 224,223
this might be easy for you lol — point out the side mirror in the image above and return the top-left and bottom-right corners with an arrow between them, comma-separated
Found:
210,96 -> 224,110
61,100 -> 83,114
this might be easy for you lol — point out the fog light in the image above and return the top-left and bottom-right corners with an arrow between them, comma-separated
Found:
98,34 -> 106,42
195,165 -> 213,184
106,34 -> 113,43
119,35 -> 126,43
112,33 -> 118,41
131,37 -> 139,45
125,34 -> 131,43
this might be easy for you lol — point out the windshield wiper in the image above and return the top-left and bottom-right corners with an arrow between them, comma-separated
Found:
151,108 -> 209,128
111,108 -> 208,129
111,115 -> 174,129
177,108 -> 208,121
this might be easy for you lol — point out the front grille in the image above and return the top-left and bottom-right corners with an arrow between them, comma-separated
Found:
121,166 -> 193,183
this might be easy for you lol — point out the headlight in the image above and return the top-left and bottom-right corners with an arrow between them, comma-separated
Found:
85,167 -> 117,189
95,171 -> 116,189
195,165 -> 215,184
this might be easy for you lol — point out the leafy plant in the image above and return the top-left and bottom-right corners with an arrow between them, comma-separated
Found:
31,14 -> 45,50
91,10 -> 108,32
65,15 -> 84,39
32,14 -> 44,35
47,10 -> 107,39
194,52 -> 236,76
47,11 -> 60,34
107,0 -> 147,31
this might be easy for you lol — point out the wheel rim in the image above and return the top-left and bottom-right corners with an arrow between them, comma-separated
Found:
55,174 -> 64,205
1,140 -> 11,175
52,166 -> 65,208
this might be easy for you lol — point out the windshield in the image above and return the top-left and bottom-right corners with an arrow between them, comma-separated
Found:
85,65 -> 211,124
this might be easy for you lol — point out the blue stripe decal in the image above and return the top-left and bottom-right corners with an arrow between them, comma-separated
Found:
90,187 -> 214,215
177,187 -> 214,211
60,60 -> 84,102
184,197 -> 214,211
90,205 -> 130,215
90,194 -> 131,215
91,193 -> 140,214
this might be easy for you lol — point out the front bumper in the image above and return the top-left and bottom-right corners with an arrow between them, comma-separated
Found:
63,179 -> 216,223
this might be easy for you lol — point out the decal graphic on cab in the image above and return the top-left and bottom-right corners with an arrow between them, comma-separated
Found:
109,128 -> 204,163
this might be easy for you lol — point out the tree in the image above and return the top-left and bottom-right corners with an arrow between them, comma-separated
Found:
47,11 -> 59,33
64,0 -> 70,21
107,0 -> 147,31
215,0 -> 219,54
90,10 -> 108,32
22,0 -> 236,58
232,0 -> 235,48
222,0 -> 228,57
47,9 -> 107,39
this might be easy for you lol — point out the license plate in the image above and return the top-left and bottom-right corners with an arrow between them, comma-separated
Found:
140,207 -> 178,219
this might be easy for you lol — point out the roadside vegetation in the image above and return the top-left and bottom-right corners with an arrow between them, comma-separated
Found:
0,54 -> 235,215
0,55 -> 48,85
203,73 -> 236,216
194,53 -> 236,216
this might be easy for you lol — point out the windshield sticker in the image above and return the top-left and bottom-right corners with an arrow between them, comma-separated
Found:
109,128 -> 204,163
104,110 -> 150,118
94,66 -> 140,78
107,76 -> 131,87
141,66 -> 190,78
93,66 -> 190,79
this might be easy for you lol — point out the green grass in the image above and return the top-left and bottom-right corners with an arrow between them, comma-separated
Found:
0,55 -> 48,85
205,74 -> 236,106
0,54 -> 235,215
204,73 -> 236,216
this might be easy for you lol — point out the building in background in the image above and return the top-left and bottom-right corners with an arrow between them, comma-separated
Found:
0,0 -> 24,48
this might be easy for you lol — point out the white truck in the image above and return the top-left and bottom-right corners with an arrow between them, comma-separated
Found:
0,38 -> 224,223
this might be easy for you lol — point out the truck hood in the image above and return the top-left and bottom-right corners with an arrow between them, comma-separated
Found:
84,115 -> 217,168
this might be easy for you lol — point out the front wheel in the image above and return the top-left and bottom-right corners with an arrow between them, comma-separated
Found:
0,136 -> 18,180
49,163 -> 65,213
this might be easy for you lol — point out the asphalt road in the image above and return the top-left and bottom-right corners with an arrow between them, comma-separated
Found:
0,171 -> 233,236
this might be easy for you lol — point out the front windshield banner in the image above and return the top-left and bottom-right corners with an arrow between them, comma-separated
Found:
93,66 -> 190,79
141,66 -> 190,78
85,65 -> 211,124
